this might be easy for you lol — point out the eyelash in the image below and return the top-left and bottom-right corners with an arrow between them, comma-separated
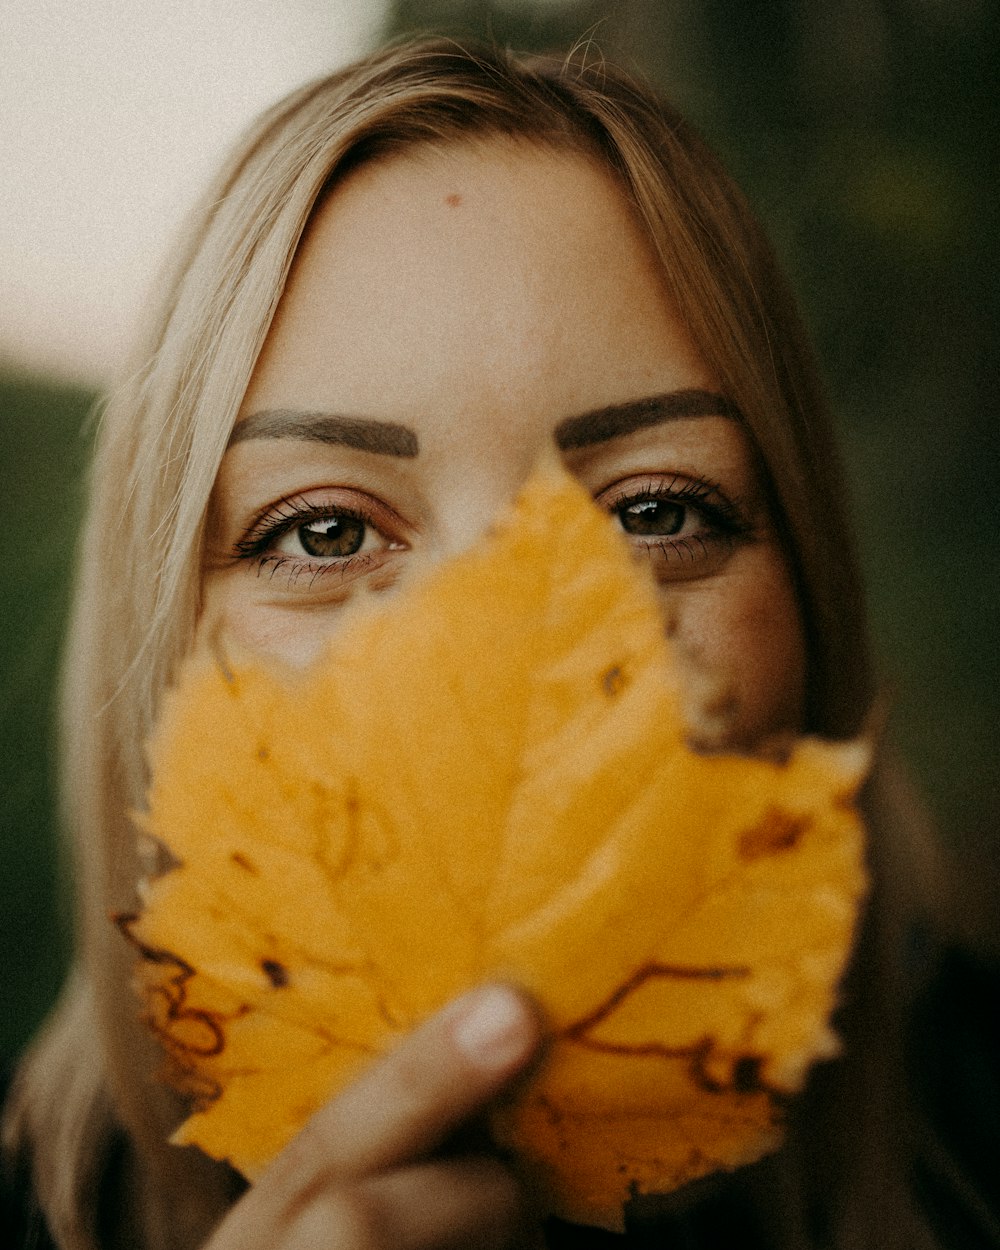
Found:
233,494 -> 398,587
602,474 -> 753,569
232,474 -> 753,589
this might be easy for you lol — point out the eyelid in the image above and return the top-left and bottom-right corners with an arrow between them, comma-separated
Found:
594,471 -> 730,512
595,470 -> 755,569
235,486 -> 409,557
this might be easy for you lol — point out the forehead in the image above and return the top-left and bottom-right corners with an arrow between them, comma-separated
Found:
309,136 -> 637,290
240,138 -> 709,429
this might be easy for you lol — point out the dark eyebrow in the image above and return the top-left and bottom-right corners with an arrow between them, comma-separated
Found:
228,410 -> 419,457
554,389 -> 740,450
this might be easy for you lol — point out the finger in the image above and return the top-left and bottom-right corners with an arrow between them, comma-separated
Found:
293,1156 -> 528,1250
274,984 -> 542,1186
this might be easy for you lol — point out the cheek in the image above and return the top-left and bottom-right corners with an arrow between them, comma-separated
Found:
200,549 -> 806,748
664,556 -> 806,749
198,572 -> 335,669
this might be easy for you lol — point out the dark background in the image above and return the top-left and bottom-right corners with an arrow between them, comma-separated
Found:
2,0 -> 997,1060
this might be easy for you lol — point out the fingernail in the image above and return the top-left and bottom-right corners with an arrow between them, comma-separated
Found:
451,985 -> 534,1071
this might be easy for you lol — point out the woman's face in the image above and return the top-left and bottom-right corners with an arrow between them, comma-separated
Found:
203,140 -> 805,747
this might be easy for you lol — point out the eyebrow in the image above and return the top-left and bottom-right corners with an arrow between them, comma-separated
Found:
228,410 -> 419,457
554,389 -> 740,450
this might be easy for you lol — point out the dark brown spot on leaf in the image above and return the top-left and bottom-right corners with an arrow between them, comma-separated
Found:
732,1055 -> 763,1093
601,664 -> 627,697
261,959 -> 289,988
230,851 -> 259,875
738,808 -> 811,860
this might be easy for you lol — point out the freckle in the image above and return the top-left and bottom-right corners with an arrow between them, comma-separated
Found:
444,192 -> 462,207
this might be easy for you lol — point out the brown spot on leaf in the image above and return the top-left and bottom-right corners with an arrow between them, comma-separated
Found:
261,959 -> 289,988
738,808 -> 811,861
732,1055 -> 764,1093
444,192 -> 462,207
230,851 -> 259,875
601,664 -> 627,697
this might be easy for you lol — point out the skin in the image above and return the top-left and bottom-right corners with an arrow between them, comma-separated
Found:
199,140 -> 807,1248
204,985 -> 543,1250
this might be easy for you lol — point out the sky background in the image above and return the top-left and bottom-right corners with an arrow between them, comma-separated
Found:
0,0 -> 386,385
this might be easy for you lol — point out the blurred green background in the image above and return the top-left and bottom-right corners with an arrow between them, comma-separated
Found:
2,0 -> 997,1060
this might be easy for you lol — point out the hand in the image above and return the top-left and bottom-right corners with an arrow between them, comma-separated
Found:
202,984 -> 545,1250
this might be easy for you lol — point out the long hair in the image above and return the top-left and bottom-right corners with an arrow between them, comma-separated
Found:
3,38 -> 941,1250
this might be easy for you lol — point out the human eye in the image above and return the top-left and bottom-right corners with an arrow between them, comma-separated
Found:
232,489 -> 407,589
597,473 -> 754,580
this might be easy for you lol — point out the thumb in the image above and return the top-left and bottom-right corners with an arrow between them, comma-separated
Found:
268,984 -> 543,1186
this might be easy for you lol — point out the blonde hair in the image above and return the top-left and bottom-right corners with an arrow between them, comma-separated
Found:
5,38 -> 939,1249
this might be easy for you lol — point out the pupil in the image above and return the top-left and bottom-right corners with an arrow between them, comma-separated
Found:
621,500 -> 684,536
298,516 -> 365,557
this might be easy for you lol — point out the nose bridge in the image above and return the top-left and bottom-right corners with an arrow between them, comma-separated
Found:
427,425 -> 553,560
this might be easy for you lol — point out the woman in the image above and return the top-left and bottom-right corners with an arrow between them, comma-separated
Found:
3,37 -> 991,1250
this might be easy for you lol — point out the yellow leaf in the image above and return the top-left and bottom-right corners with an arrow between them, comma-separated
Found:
124,459 -> 868,1230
